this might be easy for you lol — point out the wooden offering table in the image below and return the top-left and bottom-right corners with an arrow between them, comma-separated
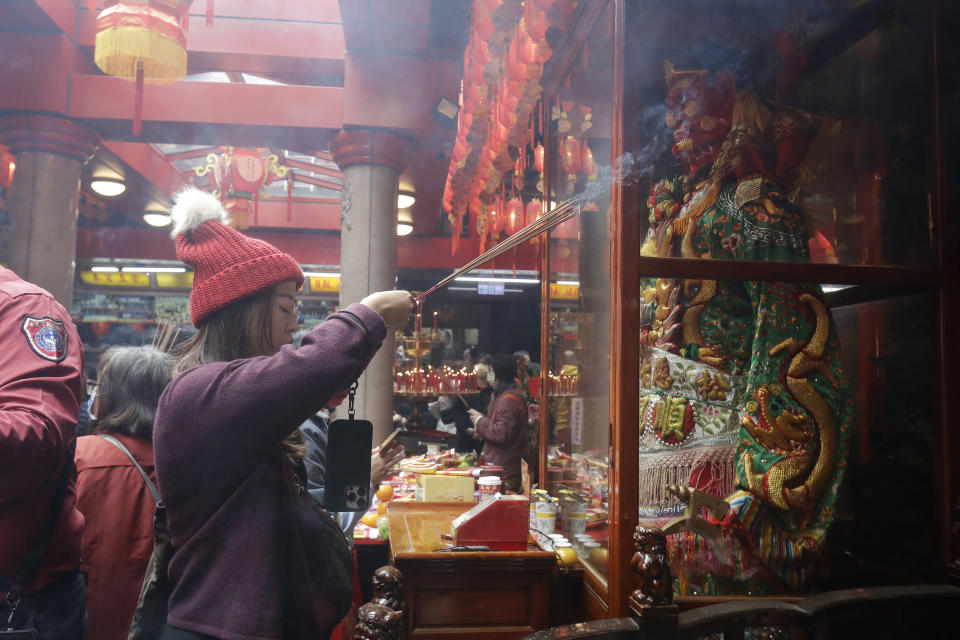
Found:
387,501 -> 556,639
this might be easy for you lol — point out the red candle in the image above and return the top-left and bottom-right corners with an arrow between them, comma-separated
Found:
433,311 -> 438,332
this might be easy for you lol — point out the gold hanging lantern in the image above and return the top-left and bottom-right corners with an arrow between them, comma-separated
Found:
94,1 -> 192,134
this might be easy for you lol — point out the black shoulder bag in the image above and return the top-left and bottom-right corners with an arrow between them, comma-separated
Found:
1,455 -> 74,640
96,435 -> 171,640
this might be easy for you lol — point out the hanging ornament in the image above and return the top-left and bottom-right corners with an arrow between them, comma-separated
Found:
580,105 -> 593,133
557,100 -> 573,133
513,154 -> 525,192
93,1 -> 193,136
560,135 -> 581,194
193,147 -> 289,230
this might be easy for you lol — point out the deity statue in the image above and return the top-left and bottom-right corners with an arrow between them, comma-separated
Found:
636,59 -> 853,595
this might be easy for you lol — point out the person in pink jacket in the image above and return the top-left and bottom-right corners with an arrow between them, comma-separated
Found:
467,353 -> 529,492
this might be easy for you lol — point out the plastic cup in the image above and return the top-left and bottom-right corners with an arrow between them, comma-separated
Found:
478,475 -> 501,503
561,498 -> 587,537
536,500 -> 558,533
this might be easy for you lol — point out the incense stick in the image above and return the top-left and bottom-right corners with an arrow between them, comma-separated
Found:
416,196 -> 584,301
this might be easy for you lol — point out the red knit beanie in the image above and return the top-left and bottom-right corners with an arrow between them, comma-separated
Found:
170,187 -> 304,327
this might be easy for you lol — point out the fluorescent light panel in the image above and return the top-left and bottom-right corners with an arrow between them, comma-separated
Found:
91,266 -> 119,273
302,272 -> 340,278
455,276 -> 539,284
555,280 -> 580,286
121,266 -> 186,273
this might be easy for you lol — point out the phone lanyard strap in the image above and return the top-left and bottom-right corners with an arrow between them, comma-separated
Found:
347,380 -> 359,421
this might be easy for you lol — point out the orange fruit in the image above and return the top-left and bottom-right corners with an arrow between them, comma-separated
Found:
376,484 -> 393,502
361,512 -> 379,528
377,501 -> 389,515
556,546 -> 578,567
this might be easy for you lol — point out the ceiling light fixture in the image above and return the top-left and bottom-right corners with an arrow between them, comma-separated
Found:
143,212 -> 172,227
89,177 -> 126,197
433,96 -> 460,127
397,209 -> 413,236
90,266 -> 119,273
302,272 -> 340,278
397,191 -> 416,209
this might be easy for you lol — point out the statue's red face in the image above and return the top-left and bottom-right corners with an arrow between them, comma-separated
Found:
665,69 -> 737,176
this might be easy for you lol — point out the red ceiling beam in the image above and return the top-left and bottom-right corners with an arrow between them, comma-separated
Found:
75,9 -> 345,77
67,75 -> 343,130
32,0 -> 79,41
342,52 -> 450,131
0,34 -> 76,114
282,157 -> 343,179
104,142 -> 191,196
188,0 -> 342,23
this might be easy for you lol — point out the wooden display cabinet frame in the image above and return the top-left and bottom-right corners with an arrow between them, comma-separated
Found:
534,0 -> 959,619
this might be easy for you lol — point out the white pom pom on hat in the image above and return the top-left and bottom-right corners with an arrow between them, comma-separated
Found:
168,186 -> 303,327
169,186 -> 232,238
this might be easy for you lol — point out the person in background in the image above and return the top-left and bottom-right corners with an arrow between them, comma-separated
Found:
512,350 -> 532,381
153,187 -> 414,640
462,345 -> 479,370
440,362 -> 491,454
75,379 -> 94,437
74,345 -> 175,640
467,353 -> 529,492
0,266 -> 86,639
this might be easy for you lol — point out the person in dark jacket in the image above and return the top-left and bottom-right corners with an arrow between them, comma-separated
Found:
152,188 -> 414,640
467,354 -> 529,491
0,267 -> 86,639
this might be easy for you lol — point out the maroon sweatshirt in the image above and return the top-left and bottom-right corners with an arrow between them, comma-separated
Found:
153,304 -> 385,640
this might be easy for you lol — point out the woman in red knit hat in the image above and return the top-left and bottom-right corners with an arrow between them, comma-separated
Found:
152,187 -> 414,640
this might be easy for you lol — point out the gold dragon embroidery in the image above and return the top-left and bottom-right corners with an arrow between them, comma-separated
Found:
741,293 -> 839,510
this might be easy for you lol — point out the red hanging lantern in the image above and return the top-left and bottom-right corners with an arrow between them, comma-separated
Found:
533,143 -> 545,173
560,135 -> 581,193
525,2 -> 548,41
506,197 -> 523,234
581,142 -> 597,180
525,198 -> 542,222
94,1 -> 193,135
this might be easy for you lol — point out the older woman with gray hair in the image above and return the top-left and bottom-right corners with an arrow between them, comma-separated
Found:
74,345 -> 175,640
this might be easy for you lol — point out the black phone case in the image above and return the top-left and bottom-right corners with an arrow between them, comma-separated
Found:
323,418 -> 373,512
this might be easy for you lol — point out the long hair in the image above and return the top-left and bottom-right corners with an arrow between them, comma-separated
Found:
173,287 -> 275,376
173,285 -> 306,462
91,346 -> 175,439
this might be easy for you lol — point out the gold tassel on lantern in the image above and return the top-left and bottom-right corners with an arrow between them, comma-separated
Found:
94,4 -> 187,81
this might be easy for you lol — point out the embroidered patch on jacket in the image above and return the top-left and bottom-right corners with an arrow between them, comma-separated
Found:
21,316 -> 68,362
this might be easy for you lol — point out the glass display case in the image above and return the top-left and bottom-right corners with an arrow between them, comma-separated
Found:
535,0 -> 956,618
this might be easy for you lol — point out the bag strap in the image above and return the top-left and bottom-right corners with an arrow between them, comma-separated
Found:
0,443 -> 74,594
99,434 -> 161,506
